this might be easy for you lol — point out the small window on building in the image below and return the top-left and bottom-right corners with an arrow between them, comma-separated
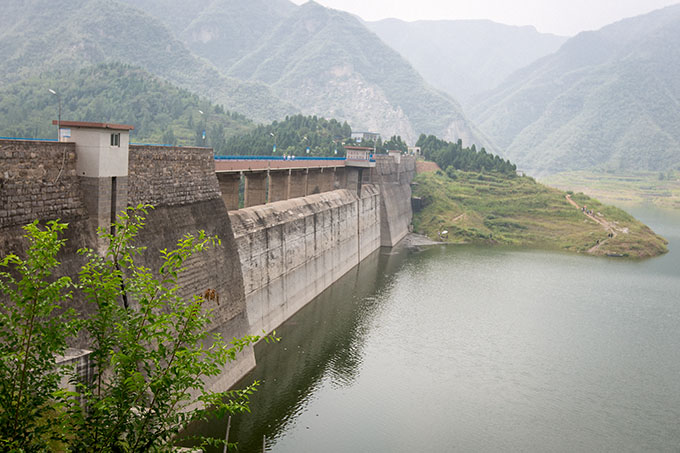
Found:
110,133 -> 120,147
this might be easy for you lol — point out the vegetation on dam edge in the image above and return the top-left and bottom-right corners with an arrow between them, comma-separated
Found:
412,170 -> 668,258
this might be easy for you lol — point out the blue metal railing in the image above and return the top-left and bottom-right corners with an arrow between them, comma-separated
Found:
0,136 -> 58,142
0,138 -> 376,162
130,142 -> 213,148
214,155 -> 346,161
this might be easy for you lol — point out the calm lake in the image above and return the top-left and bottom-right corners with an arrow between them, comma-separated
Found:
187,206 -> 680,452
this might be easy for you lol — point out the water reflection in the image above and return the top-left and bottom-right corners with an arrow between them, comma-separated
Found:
182,246 -> 413,452
182,207 -> 680,452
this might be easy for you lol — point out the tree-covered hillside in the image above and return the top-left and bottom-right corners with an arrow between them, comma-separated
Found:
0,0 -> 295,122
2,0 -> 498,150
412,171 -> 667,258
417,134 -> 517,175
127,0 -> 496,149
0,63 -> 254,146
471,4 -> 680,176
221,114 -> 351,156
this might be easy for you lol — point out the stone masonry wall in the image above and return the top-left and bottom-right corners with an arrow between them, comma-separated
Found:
126,144 -> 249,333
229,186 -> 381,336
0,139 -> 97,341
125,145 -> 254,389
1,140 -> 253,386
0,140 -> 85,228
128,145 -> 221,207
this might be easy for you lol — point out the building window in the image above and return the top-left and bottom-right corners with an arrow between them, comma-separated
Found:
110,133 -> 120,147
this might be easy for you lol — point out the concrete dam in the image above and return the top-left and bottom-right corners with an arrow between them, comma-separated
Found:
0,122 -> 416,389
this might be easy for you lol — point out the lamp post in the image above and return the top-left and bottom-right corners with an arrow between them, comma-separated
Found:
269,132 -> 277,155
48,89 -> 61,141
198,110 -> 206,146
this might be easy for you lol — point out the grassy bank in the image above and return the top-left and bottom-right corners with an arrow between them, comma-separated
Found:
412,170 -> 668,258
542,170 -> 680,210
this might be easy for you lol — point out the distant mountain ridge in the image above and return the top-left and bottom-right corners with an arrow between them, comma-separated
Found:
471,4 -> 680,175
115,0 -> 495,147
366,18 -> 567,106
224,2 -> 494,145
0,0 -> 295,122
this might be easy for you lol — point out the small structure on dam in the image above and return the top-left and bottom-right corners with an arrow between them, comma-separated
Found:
0,120 -> 415,391
51,121 -> 134,250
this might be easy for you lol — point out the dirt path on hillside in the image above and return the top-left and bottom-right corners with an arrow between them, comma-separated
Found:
565,194 -> 620,253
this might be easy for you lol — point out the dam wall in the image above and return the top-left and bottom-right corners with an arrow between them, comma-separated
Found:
0,140 -> 255,383
1,133 -> 414,392
0,140 -> 96,310
371,155 -> 417,247
229,186 -> 381,336
127,145 -> 249,331
127,145 -> 255,387
0,140 -> 83,229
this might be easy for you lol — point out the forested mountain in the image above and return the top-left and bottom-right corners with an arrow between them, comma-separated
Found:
181,0 -> 297,70
416,135 -> 517,175
119,0 -> 494,148
221,113 -> 414,157
2,0 -> 504,149
0,0 -> 295,122
223,2 -> 493,148
366,19 -> 567,106
471,5 -> 680,176
221,114 -> 351,156
0,63 -> 254,146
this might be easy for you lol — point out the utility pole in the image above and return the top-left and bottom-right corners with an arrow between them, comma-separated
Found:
49,89 -> 61,141
269,132 -> 277,154
198,110 -> 206,146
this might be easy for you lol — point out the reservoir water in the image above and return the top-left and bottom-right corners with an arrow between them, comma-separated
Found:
187,207 -> 680,452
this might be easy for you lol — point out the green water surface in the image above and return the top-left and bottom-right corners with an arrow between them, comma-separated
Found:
186,207 -> 680,452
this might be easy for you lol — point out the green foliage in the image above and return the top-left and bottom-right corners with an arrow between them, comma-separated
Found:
411,170 -> 667,257
0,63 -> 255,146
0,207 -> 275,451
222,114 -> 351,157
383,135 -> 409,152
0,221 -> 79,451
0,0 -> 293,123
417,134 -> 517,175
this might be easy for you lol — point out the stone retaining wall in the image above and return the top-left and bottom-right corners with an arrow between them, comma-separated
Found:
0,140 -> 85,228
128,145 -> 221,207
125,145 -> 250,346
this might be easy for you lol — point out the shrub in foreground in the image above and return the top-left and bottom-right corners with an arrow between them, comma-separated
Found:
0,206 -> 274,451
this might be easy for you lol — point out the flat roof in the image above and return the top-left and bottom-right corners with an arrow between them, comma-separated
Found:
52,120 -> 135,130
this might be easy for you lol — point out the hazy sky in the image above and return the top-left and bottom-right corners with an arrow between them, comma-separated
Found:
291,0 -> 680,35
